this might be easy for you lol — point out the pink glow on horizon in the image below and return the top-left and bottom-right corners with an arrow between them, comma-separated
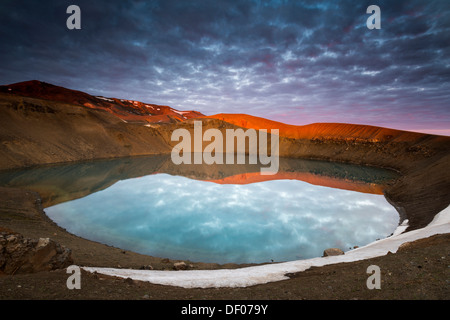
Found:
408,128 -> 450,137
264,111 -> 450,137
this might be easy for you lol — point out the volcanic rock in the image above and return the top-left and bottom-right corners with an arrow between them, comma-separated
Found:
0,230 -> 73,274
173,261 -> 187,270
323,248 -> 345,257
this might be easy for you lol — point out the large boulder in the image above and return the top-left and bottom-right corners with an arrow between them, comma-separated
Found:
173,261 -> 187,270
0,230 -> 73,274
322,248 -> 345,257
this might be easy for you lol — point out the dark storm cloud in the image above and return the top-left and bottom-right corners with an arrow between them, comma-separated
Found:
0,0 -> 449,134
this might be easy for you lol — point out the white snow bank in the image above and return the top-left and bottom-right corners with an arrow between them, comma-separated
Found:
172,110 -> 191,115
82,205 -> 450,288
96,96 -> 114,102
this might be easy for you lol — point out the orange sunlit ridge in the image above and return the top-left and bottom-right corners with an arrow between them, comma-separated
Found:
204,113 -> 432,141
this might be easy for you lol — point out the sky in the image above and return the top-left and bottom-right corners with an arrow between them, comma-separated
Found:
1,0 -> 449,135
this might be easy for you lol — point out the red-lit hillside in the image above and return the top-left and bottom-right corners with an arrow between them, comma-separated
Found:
0,80 -> 204,124
205,113 -> 433,142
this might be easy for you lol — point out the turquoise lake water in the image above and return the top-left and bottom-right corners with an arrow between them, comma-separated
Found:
44,171 -> 399,264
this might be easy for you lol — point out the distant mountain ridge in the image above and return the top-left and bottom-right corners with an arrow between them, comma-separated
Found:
206,113 -> 438,142
1,80 -> 445,143
0,80 -> 204,124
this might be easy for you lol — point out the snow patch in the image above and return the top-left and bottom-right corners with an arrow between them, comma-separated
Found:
172,110 -> 191,115
392,219 -> 409,236
96,96 -> 114,102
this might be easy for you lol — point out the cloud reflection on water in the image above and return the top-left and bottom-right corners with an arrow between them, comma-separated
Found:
45,173 -> 399,264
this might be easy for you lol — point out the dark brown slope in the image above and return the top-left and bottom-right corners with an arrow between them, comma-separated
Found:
0,93 -> 171,170
0,80 -> 204,124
